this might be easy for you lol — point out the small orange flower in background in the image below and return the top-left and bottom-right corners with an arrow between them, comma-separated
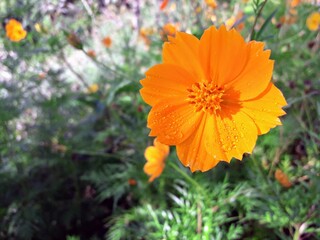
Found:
5,19 -> 27,42
128,179 -> 137,186
86,50 -> 96,58
290,0 -> 301,8
205,0 -> 218,9
280,15 -> 298,25
275,169 -> 292,188
306,12 -> 320,31
160,0 -> 169,10
38,72 -> 46,80
140,26 -> 287,172
162,23 -> 177,37
87,83 -> 99,94
144,138 -> 169,182
225,11 -> 245,31
140,27 -> 155,46
102,36 -> 112,48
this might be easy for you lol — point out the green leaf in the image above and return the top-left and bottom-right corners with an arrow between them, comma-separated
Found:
255,8 -> 278,41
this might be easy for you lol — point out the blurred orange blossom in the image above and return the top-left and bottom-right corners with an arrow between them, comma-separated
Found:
102,36 -> 112,48
290,0 -> 301,8
140,26 -> 287,172
225,11 -> 245,31
87,83 -> 99,94
162,23 -> 177,37
5,19 -> 27,42
160,0 -> 169,10
275,169 -> 292,188
205,0 -> 218,9
87,50 -> 96,58
144,138 -> 169,182
306,12 -> 320,31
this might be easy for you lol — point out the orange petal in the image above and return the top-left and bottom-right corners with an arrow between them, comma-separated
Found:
241,83 -> 287,135
140,64 -> 195,106
227,41 -> 273,100
213,108 -> 258,161
199,26 -> 247,84
143,161 -> 164,182
162,32 -> 205,81
176,114 -> 224,172
153,138 -> 170,156
144,146 -> 164,163
148,98 -> 202,145
199,26 -> 273,100
160,0 -> 169,10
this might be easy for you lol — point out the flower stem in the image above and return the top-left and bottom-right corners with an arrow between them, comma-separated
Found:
250,0 -> 268,40
168,160 -> 206,195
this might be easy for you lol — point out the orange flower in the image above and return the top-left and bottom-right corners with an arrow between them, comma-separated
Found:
128,179 -> 137,186
290,0 -> 301,8
5,19 -> 27,42
226,12 -> 245,31
140,26 -> 287,172
87,50 -> 96,58
162,23 -> 177,37
280,15 -> 297,25
306,12 -> 320,31
87,83 -> 99,94
205,0 -> 218,9
143,138 -> 169,182
275,169 -> 292,188
160,0 -> 169,10
102,36 -> 112,48
140,27 -> 155,46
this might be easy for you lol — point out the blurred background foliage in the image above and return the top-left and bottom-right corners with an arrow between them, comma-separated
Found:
0,0 -> 319,239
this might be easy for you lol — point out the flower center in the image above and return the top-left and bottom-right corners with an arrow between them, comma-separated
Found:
187,82 -> 224,114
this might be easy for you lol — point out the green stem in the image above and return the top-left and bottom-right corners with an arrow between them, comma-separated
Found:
250,0 -> 268,40
168,160 -> 206,195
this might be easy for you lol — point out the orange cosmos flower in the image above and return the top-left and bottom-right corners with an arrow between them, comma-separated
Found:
102,36 -> 112,48
86,50 -> 96,58
5,19 -> 27,42
225,12 -> 245,31
162,23 -> 177,37
205,0 -> 218,9
275,169 -> 292,188
128,178 -> 137,186
160,0 -> 169,10
140,25 -> 287,172
144,138 -> 169,182
87,83 -> 99,94
306,12 -> 320,31
290,0 -> 301,8
280,14 -> 298,25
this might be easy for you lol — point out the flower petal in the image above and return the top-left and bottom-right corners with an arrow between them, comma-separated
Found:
199,25 -> 273,100
143,161 -> 164,182
199,25 -> 248,84
148,98 -> 202,145
153,138 -> 170,156
140,64 -> 195,106
162,32 -> 205,80
241,83 -> 287,135
226,41 -> 274,100
145,146 -> 164,163
176,114 -> 226,172
213,108 -> 258,161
